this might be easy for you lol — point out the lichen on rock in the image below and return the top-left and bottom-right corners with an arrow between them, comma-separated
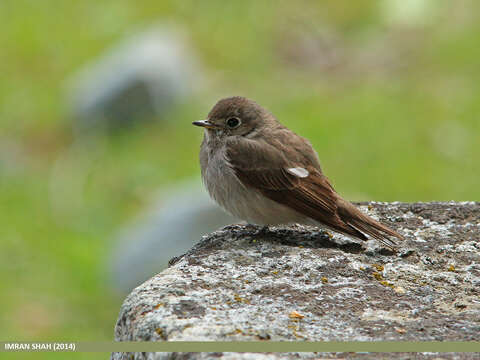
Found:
113,202 -> 480,360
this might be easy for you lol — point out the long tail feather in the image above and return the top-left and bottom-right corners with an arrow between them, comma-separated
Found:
337,199 -> 404,249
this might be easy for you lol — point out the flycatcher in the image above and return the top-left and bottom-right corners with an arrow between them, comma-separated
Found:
193,96 -> 403,248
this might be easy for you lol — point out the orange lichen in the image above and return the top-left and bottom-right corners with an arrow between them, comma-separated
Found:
289,310 -> 305,319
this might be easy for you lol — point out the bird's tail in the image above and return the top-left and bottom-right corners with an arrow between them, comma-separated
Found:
337,199 -> 404,249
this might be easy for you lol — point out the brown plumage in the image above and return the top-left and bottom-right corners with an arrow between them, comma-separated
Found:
194,96 -> 404,249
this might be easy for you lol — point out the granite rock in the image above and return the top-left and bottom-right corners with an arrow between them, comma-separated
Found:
112,202 -> 480,360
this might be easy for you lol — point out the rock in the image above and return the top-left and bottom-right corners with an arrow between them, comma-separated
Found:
68,24 -> 200,133
112,202 -> 480,360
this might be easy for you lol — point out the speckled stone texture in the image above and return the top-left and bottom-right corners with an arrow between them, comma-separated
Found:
112,202 -> 480,360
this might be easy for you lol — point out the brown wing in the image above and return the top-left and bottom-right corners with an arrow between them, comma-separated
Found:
225,137 -> 369,240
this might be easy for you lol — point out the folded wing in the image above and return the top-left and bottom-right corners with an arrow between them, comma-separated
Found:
226,137 -> 403,248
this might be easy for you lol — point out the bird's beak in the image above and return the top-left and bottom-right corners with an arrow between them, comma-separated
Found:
192,120 -> 218,129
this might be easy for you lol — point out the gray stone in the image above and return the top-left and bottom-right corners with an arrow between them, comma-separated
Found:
108,180 -> 237,294
112,202 -> 480,360
68,24 -> 200,133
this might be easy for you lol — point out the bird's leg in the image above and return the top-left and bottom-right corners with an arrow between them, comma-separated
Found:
257,225 -> 270,236
245,224 -> 270,243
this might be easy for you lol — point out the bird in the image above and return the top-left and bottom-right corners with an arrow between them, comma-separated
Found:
192,96 -> 403,248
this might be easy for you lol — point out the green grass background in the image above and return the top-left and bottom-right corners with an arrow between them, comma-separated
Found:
1,1 -> 479,358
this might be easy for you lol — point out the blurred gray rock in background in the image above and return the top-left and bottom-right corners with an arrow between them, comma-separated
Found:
68,24 -> 201,133
108,179 -> 237,294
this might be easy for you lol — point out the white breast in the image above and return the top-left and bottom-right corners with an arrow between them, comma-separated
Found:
202,147 -> 308,225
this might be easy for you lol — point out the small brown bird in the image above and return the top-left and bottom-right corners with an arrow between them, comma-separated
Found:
193,96 -> 403,248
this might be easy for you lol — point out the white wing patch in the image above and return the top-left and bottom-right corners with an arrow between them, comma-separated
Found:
286,167 -> 309,178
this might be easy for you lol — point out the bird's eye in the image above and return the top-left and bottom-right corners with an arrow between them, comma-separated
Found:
226,117 -> 241,129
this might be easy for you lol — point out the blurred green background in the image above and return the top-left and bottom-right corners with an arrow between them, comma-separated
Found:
1,0 -> 479,358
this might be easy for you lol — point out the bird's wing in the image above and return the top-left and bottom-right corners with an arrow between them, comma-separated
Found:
225,136 -> 368,240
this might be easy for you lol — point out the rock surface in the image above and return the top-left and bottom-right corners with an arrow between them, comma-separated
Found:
112,202 -> 480,360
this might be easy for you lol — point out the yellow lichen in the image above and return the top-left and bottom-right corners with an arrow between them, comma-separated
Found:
233,294 -> 250,304
372,264 -> 384,272
372,272 -> 383,281
380,280 -> 395,288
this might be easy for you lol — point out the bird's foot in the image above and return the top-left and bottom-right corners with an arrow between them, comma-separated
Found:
257,225 -> 270,236
245,224 -> 270,243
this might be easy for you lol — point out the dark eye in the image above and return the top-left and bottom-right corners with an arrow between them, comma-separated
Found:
226,117 -> 241,129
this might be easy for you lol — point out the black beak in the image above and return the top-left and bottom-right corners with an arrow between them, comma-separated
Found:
192,120 -> 218,129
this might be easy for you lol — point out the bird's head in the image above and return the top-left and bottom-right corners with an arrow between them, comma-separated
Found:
193,96 -> 275,138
